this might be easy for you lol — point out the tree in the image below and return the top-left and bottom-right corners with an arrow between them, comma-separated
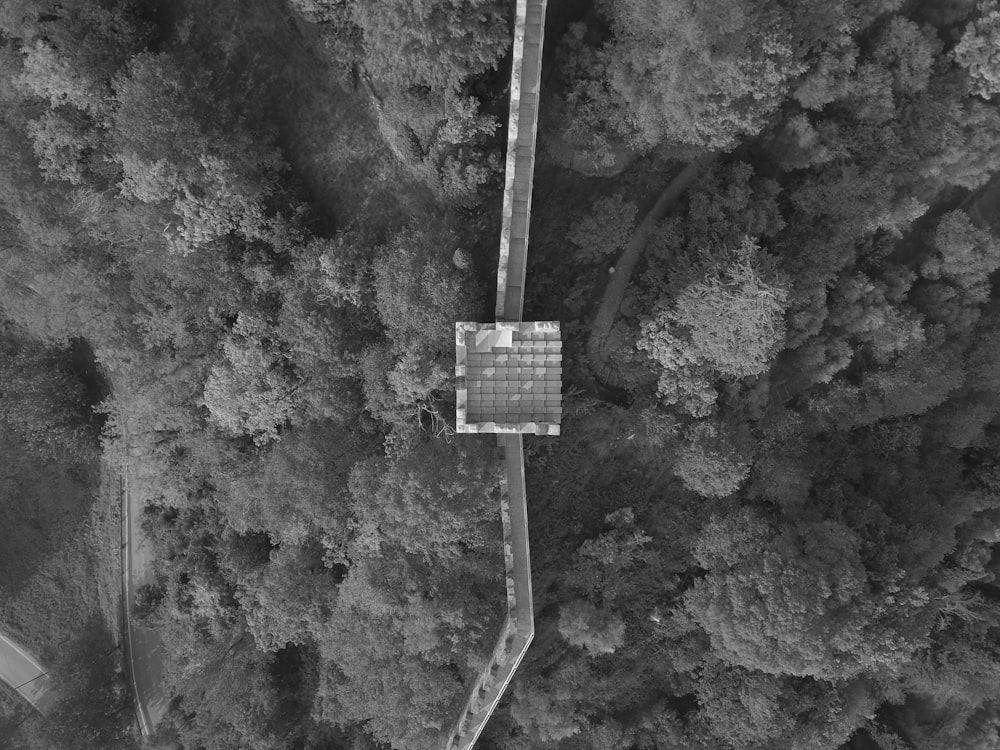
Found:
691,658 -> 876,750
911,86 -> 1000,191
658,239 -> 788,378
871,18 -> 942,96
163,635 -> 296,750
955,1 -> 1000,98
314,559 -> 473,750
214,422 -> 355,545
40,620 -> 133,750
348,0 -> 512,90
558,599 -> 626,655
366,221 -> 480,420
24,109 -> 103,186
673,422 -> 752,498
6,0 -> 150,117
374,87 -> 503,206
238,540 -> 341,652
287,0 -> 350,24
890,614 -> 1000,750
201,314 -> 303,445
510,682 -> 582,743
822,272 -> 924,364
920,210 -> 1000,304
684,509 -> 931,680
372,223 -> 478,353
581,0 -> 805,150
808,326 -> 966,429
552,0 -> 901,152
568,193 -> 637,262
111,51 -> 287,254
347,434 -> 501,559
2,1 -> 150,196
0,335 -> 99,463
924,305 -> 1000,447
566,508 -> 654,601
638,237 -> 789,414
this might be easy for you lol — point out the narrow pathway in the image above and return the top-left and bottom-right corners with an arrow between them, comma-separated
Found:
120,466 -> 167,736
0,630 -> 57,715
495,0 -> 546,323
586,154 -> 715,385
445,1 -> 546,749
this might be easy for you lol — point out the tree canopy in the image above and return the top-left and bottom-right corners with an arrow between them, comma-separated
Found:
4,1 -> 1000,749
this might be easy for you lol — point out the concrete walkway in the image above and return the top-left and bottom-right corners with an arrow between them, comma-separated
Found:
120,464 -> 168,736
0,630 -> 57,715
446,2 -> 547,749
495,0 -> 546,323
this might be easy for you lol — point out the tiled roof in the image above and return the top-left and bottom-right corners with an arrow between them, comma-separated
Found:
456,322 -> 561,435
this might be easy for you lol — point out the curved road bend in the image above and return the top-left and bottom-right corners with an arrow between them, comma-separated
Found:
0,630 -> 57,715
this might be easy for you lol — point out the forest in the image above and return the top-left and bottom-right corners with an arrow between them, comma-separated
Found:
1,0 -> 1000,749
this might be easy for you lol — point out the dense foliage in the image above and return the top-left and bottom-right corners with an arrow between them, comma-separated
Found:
1,0 -> 506,747
511,2 -> 1000,749
1,1 -> 1000,750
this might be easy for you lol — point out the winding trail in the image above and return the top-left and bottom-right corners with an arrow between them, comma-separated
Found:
586,154 -> 715,385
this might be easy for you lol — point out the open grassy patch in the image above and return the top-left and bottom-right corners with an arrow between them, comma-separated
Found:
0,443 -> 120,661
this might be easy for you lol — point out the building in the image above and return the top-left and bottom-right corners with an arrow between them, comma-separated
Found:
455,321 -> 562,435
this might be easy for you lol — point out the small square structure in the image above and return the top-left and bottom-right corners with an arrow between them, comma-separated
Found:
456,322 -> 561,435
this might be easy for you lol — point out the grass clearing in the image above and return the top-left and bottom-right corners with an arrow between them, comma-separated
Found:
0,436 -> 120,664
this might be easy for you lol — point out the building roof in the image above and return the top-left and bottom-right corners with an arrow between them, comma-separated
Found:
456,322 -> 561,435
